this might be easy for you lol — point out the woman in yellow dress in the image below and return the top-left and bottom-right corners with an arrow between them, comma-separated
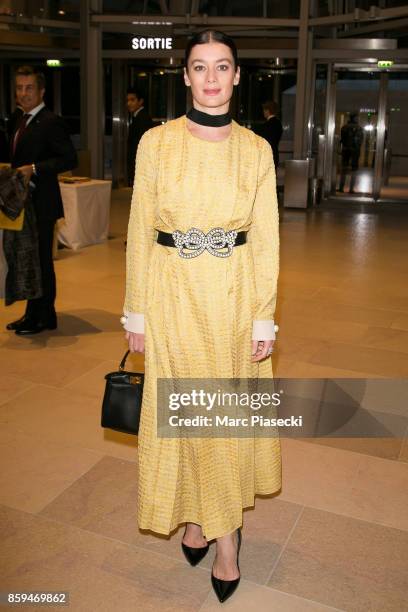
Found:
123,29 -> 281,603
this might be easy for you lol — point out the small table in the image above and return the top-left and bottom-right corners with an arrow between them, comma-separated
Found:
57,179 -> 112,250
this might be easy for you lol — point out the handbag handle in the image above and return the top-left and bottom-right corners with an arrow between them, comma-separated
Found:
119,350 -> 131,371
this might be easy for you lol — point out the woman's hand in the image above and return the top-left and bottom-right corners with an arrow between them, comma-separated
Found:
126,331 -> 145,353
251,339 -> 274,362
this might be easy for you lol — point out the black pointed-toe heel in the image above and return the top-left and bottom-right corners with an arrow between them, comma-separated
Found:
181,527 -> 209,566
211,528 -> 242,603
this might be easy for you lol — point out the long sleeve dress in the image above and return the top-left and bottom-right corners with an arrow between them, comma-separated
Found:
124,115 -> 281,541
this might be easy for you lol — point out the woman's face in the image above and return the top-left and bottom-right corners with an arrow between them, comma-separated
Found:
184,42 -> 240,114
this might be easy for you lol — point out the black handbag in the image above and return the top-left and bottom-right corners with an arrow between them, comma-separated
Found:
0,167 -> 29,220
101,350 -> 144,435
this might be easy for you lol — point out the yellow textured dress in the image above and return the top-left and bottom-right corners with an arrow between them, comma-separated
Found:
124,114 -> 281,541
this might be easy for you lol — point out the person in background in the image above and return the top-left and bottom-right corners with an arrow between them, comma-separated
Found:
338,112 -> 364,194
257,100 -> 283,168
6,65 -> 77,335
126,87 -> 153,187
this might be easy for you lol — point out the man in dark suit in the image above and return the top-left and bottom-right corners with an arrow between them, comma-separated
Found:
257,100 -> 283,168
126,87 -> 153,186
6,65 -> 77,335
338,112 -> 364,194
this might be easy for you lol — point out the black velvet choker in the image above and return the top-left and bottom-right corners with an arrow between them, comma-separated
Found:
187,107 -> 231,127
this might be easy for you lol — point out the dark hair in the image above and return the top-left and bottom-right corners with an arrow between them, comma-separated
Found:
15,65 -> 46,90
262,100 -> 279,115
184,29 -> 239,71
127,86 -> 145,101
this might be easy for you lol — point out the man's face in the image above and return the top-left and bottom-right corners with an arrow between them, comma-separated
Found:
127,94 -> 143,114
15,75 -> 44,113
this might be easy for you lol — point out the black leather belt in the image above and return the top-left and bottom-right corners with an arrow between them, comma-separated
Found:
157,230 -> 247,247
157,228 -> 247,259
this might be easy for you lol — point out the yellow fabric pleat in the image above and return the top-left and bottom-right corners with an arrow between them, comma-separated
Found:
125,115 -> 281,540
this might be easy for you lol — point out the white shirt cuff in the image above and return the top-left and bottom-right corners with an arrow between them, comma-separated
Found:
252,320 -> 276,341
122,312 -> 144,334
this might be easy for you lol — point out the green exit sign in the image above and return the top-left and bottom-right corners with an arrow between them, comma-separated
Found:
378,60 -> 394,69
47,59 -> 62,67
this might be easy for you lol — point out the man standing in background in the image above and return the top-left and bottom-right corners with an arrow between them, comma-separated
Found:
126,87 -> 153,186
338,112 -> 364,194
257,100 -> 283,168
6,65 -> 77,335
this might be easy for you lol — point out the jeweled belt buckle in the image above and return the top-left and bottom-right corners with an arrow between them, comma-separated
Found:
172,227 -> 238,259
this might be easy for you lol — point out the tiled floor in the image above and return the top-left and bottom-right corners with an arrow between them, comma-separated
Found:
1,190 -> 407,611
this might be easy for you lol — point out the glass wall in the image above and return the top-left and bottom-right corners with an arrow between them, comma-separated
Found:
60,65 -> 80,137
333,71 -> 380,197
310,64 -> 327,158
380,71 -> 408,201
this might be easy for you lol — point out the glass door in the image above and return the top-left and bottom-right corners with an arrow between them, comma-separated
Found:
380,71 -> 408,202
332,70 -> 381,199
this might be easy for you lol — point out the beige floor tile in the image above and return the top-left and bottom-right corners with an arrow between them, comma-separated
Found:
273,336 -> 329,363
49,329 -> 129,361
1,504 -> 211,612
200,580 -> 344,611
305,436 -> 404,461
308,342 -> 408,377
0,305 -> 23,330
272,356 -> 297,377
40,455 -> 193,563
391,313 -> 408,331
39,456 -> 140,543
0,337 -> 103,387
279,298 -> 400,328
0,428 -> 102,513
313,286 -> 408,313
100,537 -> 211,611
278,438 -> 362,511
63,359 -> 126,399
267,507 -> 408,612
333,453 -> 408,531
0,375 -> 35,406
58,281 -> 124,313
277,360 -> 378,378
279,439 -> 408,531
0,385 -> 138,461
342,378 -> 408,417
275,297 -> 327,322
277,315 -> 368,345
40,455 -> 304,586
357,325 -> 408,354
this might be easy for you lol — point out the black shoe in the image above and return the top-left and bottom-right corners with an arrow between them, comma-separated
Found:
6,315 -> 29,331
211,528 -> 241,603
181,526 -> 209,566
15,318 -> 57,336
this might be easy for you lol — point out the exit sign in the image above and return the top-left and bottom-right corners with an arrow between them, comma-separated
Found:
378,60 -> 394,68
131,37 -> 173,50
